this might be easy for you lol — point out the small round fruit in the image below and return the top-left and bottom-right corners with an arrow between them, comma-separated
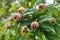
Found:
31,21 -> 39,30
18,7 -> 25,13
13,13 -> 22,21
8,16 -> 13,21
22,26 -> 28,34
5,23 -> 11,29
36,3 -> 46,10
51,18 -> 56,25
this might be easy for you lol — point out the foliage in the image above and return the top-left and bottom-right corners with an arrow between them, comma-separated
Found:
0,0 -> 60,40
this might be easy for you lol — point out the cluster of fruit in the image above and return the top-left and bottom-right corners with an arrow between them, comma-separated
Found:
5,3 -> 56,35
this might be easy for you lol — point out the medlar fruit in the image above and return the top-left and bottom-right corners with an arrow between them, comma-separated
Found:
31,21 -> 39,30
13,13 -> 22,21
